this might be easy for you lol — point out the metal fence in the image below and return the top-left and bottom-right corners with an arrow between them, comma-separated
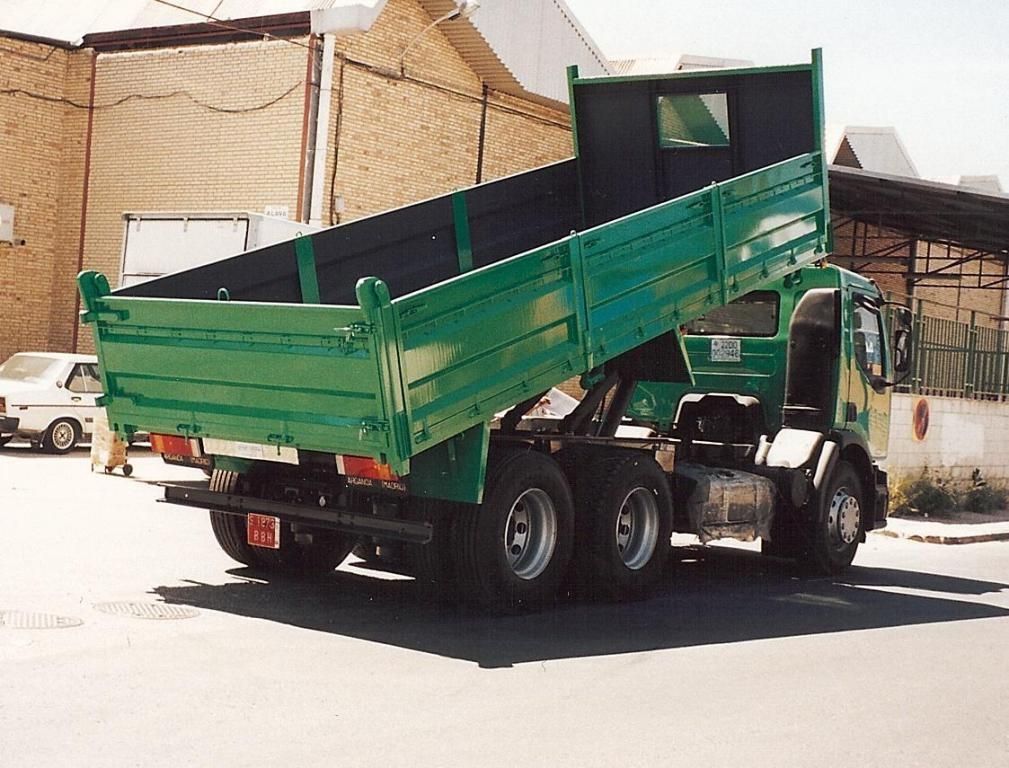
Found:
893,297 -> 1009,400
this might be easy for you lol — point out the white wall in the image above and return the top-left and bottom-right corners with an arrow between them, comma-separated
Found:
883,393 -> 1009,482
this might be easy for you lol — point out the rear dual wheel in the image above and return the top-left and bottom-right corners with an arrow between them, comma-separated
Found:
456,449 -> 574,613
207,469 -> 354,577
574,452 -> 673,600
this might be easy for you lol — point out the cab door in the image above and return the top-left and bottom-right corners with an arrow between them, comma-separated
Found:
65,363 -> 102,437
845,293 -> 891,458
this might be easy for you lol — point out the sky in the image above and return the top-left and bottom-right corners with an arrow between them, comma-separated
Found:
563,0 -> 1009,189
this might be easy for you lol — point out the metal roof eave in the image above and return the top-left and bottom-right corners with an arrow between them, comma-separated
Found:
829,164 -> 1009,257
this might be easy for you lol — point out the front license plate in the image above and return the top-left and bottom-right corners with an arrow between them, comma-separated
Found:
247,514 -> 281,549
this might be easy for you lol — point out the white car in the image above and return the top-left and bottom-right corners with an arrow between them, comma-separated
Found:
0,352 -> 103,453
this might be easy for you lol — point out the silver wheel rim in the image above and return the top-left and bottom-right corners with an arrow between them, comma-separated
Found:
504,488 -> 557,581
51,422 -> 75,451
828,486 -> 861,547
615,487 -> 660,570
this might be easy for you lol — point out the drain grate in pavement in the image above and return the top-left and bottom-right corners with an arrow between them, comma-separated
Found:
0,610 -> 84,629
93,602 -> 200,620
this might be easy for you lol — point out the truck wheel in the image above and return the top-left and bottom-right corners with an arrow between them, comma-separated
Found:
456,448 -> 574,613
802,460 -> 864,575
260,527 -> 356,577
576,452 -> 673,600
208,470 -> 262,567
761,508 -> 802,559
409,499 -> 460,598
207,469 -> 354,575
43,418 -> 80,454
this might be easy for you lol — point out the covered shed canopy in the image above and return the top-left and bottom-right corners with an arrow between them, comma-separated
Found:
830,164 -> 1009,259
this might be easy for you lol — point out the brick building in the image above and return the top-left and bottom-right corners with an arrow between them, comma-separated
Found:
0,0 -> 609,360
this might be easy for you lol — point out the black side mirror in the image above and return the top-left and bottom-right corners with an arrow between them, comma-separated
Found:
869,303 -> 913,390
891,306 -> 913,380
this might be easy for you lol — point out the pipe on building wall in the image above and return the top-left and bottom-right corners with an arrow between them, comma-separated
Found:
297,35 -> 322,224
475,82 -> 488,184
328,57 -> 347,226
71,50 -> 98,353
309,33 -> 337,228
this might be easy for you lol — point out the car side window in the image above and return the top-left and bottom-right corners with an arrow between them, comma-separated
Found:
66,365 -> 88,393
853,303 -> 885,378
82,364 -> 103,393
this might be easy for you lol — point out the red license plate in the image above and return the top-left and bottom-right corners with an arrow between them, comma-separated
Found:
247,514 -> 281,549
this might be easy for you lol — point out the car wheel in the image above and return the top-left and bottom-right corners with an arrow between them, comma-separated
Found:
43,418 -> 81,454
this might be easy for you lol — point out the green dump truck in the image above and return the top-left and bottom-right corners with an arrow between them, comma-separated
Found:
78,51 -> 911,611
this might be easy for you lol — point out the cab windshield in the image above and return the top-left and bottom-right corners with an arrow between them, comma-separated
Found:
0,354 -> 64,384
683,291 -> 780,337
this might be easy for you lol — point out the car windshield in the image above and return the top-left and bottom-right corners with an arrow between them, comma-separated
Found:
0,354 -> 64,384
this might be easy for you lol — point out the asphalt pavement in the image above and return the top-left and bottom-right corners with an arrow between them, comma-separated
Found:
2,445 -> 1008,768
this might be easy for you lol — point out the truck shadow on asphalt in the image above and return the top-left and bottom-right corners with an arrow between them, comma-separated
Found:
153,545 -> 1009,669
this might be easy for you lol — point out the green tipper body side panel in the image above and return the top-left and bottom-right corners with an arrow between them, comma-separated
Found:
79,52 -> 831,504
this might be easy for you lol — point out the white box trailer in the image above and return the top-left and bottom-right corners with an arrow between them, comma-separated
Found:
119,212 -> 321,287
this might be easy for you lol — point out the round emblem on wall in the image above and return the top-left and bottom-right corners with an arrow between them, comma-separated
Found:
912,397 -> 930,442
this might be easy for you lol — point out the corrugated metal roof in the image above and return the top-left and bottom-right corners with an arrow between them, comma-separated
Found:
832,126 -> 920,179
418,0 -> 610,106
0,0 -> 371,43
830,164 -> 1009,256
611,54 -> 753,76
959,175 -> 1004,195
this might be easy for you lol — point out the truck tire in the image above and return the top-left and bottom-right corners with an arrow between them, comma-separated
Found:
575,452 -> 673,600
760,508 -> 802,560
207,469 -> 354,576
43,418 -> 80,454
208,470 -> 262,567
259,527 -> 356,577
409,499 -> 460,599
801,460 -> 864,575
456,448 -> 574,613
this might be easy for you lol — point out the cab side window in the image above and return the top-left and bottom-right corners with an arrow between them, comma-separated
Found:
853,303 -> 885,377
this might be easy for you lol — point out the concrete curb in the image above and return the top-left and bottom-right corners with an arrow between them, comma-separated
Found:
873,527 -> 1009,546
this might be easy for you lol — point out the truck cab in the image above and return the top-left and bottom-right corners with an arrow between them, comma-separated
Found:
631,263 -> 910,571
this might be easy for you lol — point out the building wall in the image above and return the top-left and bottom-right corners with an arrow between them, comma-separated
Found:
0,38 -> 92,362
322,0 -> 571,224
51,50 -> 97,354
74,37 -> 311,353
883,393 -> 1009,482
911,242 -> 1005,325
831,218 -> 1006,325
830,218 -> 911,299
